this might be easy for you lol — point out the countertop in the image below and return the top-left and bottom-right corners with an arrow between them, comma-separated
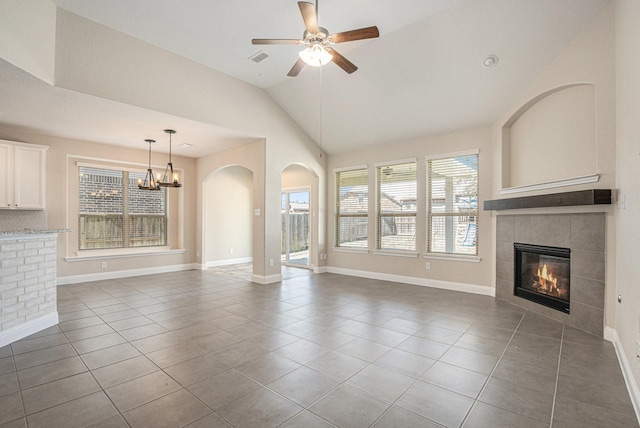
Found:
0,229 -> 71,237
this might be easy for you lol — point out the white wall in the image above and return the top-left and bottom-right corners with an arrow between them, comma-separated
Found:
508,84 -> 597,187
49,8 -> 326,282
327,126 -> 493,292
0,127 -> 197,280
0,0 -> 56,84
205,166 -> 253,264
491,2 -> 616,328
615,0 -> 640,401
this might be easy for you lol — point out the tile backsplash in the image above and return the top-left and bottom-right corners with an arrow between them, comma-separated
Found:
0,210 -> 47,231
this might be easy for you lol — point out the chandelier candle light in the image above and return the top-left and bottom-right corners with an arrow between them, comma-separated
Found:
138,139 -> 161,190
159,129 -> 182,187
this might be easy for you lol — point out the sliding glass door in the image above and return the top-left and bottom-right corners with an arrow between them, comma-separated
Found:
281,189 -> 310,267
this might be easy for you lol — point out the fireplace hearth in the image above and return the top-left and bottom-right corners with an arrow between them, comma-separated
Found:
514,243 -> 570,313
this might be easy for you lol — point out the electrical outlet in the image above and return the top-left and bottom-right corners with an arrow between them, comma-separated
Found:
269,259 -> 274,267
101,261 -> 107,269
229,248 -> 233,254
425,262 -> 431,270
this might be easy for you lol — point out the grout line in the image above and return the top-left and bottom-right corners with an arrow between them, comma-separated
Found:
549,324 -> 565,427
459,308 -> 527,427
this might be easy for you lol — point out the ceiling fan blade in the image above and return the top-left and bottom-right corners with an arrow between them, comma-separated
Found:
298,2 -> 319,34
327,48 -> 357,74
287,58 -> 306,77
252,39 -> 301,45
330,26 -> 380,43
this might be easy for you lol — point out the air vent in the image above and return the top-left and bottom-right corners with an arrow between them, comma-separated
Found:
249,51 -> 269,63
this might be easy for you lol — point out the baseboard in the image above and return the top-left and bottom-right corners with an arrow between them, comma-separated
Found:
604,327 -> 640,423
251,273 -> 283,284
326,266 -> 495,297
206,257 -> 253,268
0,312 -> 59,348
313,266 -> 328,274
57,264 -> 198,285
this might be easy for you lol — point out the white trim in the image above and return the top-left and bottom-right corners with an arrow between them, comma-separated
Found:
74,156 -> 183,175
425,148 -> 479,161
499,174 -> 600,195
206,257 -> 253,268
333,247 -> 369,254
333,164 -> 368,173
251,273 -> 282,284
0,139 -> 49,151
57,263 -> 196,285
372,250 -> 419,258
66,248 -> 186,262
374,158 -> 417,168
604,327 -> 640,423
326,266 -> 494,297
0,312 -> 59,348
424,253 -> 481,263
313,266 -> 327,274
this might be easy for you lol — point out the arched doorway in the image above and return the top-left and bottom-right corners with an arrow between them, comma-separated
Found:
202,165 -> 254,275
281,164 -> 318,270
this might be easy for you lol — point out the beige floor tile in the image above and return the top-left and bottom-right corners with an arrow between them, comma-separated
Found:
188,369 -> 261,410
80,343 -> 141,370
22,371 -> 100,414
104,370 -> 179,412
4,266 -> 633,427
217,387 -> 302,428
26,391 -> 117,428
91,355 -> 159,389
123,389 -> 211,428
0,392 -> 24,425
267,366 -> 339,407
163,353 -> 228,386
309,385 -> 389,428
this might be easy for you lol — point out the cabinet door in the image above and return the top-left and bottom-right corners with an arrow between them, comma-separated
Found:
14,145 -> 46,209
0,143 -> 12,208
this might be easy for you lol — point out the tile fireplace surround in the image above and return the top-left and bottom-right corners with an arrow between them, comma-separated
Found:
496,213 -> 605,336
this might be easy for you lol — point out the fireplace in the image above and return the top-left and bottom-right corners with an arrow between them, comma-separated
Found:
514,243 -> 570,313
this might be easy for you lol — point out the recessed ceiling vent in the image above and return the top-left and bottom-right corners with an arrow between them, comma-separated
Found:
249,51 -> 269,63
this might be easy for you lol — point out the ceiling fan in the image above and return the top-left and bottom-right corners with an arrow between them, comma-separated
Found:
252,1 -> 379,77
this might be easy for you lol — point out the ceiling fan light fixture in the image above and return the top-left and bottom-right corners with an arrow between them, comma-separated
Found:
299,43 -> 332,67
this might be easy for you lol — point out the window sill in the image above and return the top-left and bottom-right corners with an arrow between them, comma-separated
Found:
373,250 -> 419,258
333,247 -> 369,254
424,253 -> 481,263
66,247 -> 186,262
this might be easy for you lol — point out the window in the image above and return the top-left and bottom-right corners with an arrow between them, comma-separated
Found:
335,167 -> 368,248
427,153 -> 478,256
376,161 -> 416,251
78,166 -> 167,250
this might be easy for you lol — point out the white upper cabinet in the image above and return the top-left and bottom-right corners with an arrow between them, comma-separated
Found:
0,140 -> 48,210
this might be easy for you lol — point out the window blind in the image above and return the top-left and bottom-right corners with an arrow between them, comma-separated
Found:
427,154 -> 478,255
335,168 -> 368,248
376,162 -> 416,251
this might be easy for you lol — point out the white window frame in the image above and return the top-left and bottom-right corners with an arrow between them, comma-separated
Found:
334,165 -> 369,251
374,159 -> 418,255
425,150 -> 479,261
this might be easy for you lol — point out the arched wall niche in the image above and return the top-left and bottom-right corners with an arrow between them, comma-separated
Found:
501,83 -> 598,190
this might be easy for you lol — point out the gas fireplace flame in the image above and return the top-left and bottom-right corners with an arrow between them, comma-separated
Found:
536,264 -> 558,293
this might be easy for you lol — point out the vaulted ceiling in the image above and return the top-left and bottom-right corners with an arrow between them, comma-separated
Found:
1,0 -> 609,156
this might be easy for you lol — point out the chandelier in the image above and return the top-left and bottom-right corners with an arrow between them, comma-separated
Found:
159,129 -> 182,187
138,139 -> 161,190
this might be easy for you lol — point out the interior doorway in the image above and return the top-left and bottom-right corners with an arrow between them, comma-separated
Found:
281,188 -> 310,268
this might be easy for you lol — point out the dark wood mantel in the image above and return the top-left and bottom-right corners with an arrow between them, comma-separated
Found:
484,189 -> 612,211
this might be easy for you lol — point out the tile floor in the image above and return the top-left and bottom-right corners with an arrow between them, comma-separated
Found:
0,264 -> 637,427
